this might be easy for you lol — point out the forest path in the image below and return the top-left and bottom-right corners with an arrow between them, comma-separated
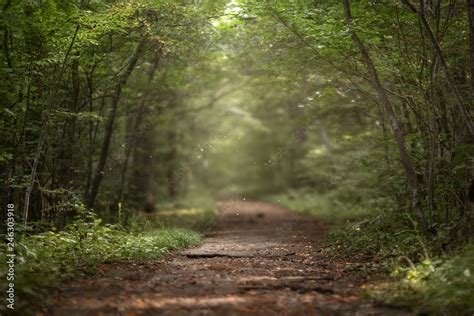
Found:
48,201 -> 407,315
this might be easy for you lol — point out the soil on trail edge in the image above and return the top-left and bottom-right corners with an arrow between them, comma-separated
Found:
46,201 -> 409,316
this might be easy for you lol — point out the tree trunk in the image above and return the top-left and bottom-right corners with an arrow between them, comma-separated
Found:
466,0 -> 474,237
23,25 -> 80,225
402,0 -> 474,140
115,53 -> 161,210
467,0 -> 474,94
86,39 -> 146,209
342,0 -> 430,235
166,127 -> 179,198
58,58 -> 80,192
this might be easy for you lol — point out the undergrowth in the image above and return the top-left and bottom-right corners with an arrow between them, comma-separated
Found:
131,203 -> 217,232
0,208 -> 204,314
269,189 -> 474,315
370,245 -> 474,315
266,189 -> 374,223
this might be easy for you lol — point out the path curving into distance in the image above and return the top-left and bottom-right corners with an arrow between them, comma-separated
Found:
47,200 -> 409,315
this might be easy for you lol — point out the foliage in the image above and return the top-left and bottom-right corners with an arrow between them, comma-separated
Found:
1,0 -> 474,314
0,209 -> 201,314
369,246 -> 474,315
0,0 -> 226,225
266,190 -> 372,223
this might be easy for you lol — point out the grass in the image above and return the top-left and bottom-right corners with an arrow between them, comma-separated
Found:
131,207 -> 217,232
128,192 -> 218,231
265,189 -> 374,223
0,200 -> 216,315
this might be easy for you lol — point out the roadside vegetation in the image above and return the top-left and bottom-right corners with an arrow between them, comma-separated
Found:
267,168 -> 474,315
0,198 -> 215,314
268,190 -> 474,315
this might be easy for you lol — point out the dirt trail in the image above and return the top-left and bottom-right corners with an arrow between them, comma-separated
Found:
47,201 -> 407,315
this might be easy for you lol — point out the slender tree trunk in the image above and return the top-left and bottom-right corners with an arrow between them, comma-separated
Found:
23,25 -> 80,225
466,0 -> 474,237
86,39 -> 146,209
115,111 -> 142,209
402,0 -> 474,140
342,0 -> 430,235
144,131 -> 157,211
467,0 -> 474,94
58,58 -> 80,191
166,127 -> 178,198
83,70 -> 95,201
115,53 -> 161,209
